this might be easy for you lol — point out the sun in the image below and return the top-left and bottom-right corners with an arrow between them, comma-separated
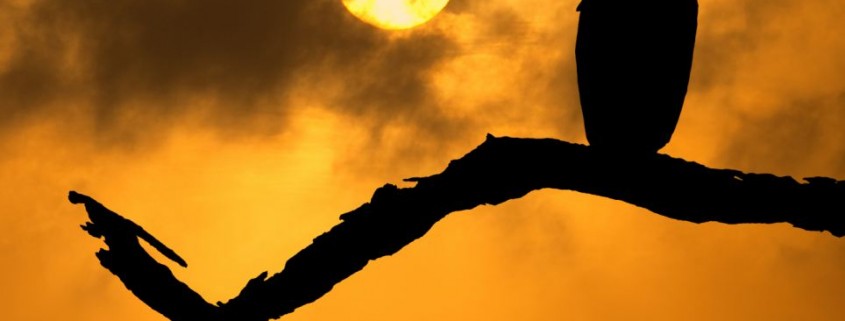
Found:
342,0 -> 450,30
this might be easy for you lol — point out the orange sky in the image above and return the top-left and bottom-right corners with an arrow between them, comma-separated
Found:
2,0 -> 845,320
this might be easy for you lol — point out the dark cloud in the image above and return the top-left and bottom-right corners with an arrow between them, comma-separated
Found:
0,0 -> 458,144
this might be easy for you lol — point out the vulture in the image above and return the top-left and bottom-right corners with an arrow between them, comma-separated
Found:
576,0 -> 698,154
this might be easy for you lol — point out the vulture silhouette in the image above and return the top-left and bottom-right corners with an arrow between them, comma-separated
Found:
576,0 -> 698,154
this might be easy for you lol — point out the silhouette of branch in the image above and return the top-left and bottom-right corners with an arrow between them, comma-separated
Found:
68,191 -> 218,321
69,135 -> 845,321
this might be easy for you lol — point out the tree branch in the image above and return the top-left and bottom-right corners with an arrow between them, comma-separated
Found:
69,135 -> 845,321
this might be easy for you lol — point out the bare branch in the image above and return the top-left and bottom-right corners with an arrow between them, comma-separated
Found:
69,135 -> 845,321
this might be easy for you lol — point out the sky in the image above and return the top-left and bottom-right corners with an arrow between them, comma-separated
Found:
2,0 -> 845,320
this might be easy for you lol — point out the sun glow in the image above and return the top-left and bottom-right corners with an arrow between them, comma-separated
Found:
342,0 -> 449,30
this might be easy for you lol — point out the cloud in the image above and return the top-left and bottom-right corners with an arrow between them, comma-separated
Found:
686,0 -> 845,176
0,0 -> 459,145
12,0 -> 844,177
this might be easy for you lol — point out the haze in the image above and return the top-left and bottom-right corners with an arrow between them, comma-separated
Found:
1,0 -> 844,320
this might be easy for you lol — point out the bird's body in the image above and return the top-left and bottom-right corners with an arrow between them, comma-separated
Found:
576,0 -> 698,154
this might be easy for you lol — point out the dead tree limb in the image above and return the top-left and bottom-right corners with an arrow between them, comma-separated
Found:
68,135 -> 845,321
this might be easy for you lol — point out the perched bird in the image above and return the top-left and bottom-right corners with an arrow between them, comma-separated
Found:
575,0 -> 698,154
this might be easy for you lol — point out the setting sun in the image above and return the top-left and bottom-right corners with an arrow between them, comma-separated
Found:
342,0 -> 449,29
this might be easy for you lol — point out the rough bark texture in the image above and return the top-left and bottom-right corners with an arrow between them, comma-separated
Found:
69,135 -> 845,321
